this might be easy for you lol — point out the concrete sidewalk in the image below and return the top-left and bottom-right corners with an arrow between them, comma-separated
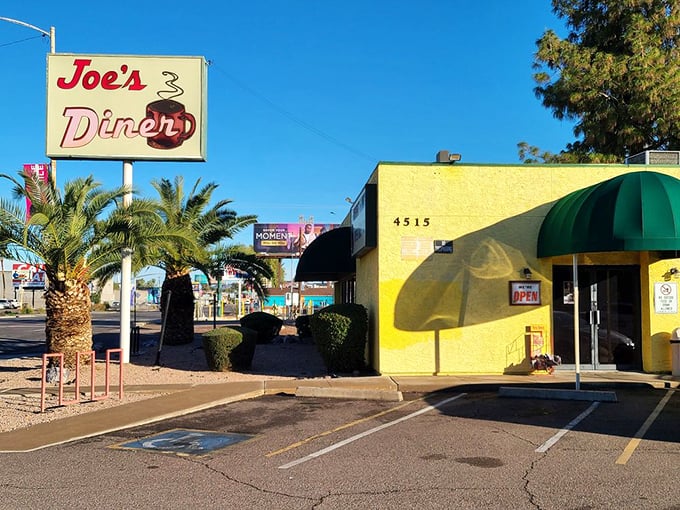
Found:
1,370 -> 678,453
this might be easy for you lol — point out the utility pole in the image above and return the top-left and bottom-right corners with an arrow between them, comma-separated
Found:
0,17 -> 57,184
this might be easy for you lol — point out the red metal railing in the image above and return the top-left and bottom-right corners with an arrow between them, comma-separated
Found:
40,348 -> 124,413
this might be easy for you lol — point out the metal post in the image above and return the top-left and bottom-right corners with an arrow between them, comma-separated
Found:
238,279 -> 243,318
0,18 -> 57,183
289,257 -> 294,319
213,294 -> 217,329
48,26 -> 56,184
119,160 -> 133,363
155,291 -> 172,367
573,253 -> 581,390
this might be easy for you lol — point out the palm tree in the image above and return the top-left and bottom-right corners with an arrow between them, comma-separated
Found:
151,176 -> 257,345
196,244 -> 274,305
0,171 -> 165,367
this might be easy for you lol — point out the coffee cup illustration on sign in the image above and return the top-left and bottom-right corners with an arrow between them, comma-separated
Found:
146,71 -> 196,149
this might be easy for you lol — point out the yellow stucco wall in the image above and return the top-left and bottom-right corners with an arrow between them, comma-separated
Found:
356,162 -> 680,375
643,253 -> 680,372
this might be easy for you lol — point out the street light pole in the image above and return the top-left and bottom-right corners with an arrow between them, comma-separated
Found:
0,17 -> 54,49
0,17 -> 56,184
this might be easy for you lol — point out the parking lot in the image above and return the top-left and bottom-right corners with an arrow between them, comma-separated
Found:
2,386 -> 679,509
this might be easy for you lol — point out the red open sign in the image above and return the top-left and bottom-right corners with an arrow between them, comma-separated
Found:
509,281 -> 541,306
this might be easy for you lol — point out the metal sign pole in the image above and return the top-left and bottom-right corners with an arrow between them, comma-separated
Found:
155,290 -> 172,367
119,160 -> 133,363
573,253 -> 581,390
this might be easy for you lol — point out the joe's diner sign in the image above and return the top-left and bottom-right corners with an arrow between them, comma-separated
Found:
46,53 -> 207,161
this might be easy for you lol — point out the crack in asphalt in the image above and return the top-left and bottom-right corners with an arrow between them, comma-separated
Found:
182,456 -> 524,509
496,425 -> 540,447
522,457 -> 546,510
185,457 -> 321,505
314,485 -> 516,508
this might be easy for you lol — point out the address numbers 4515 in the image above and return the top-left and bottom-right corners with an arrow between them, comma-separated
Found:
393,217 -> 430,227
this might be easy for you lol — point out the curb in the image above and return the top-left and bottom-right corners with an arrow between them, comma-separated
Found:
295,386 -> 404,401
498,386 -> 618,402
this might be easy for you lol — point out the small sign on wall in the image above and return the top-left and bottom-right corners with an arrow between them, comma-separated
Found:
654,282 -> 678,314
434,240 -> 453,253
509,281 -> 541,306
527,324 -> 546,357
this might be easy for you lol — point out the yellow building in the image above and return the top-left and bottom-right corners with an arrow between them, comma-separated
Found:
297,154 -> 680,376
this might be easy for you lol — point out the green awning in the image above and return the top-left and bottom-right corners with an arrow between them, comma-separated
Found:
538,171 -> 680,257
295,226 -> 356,281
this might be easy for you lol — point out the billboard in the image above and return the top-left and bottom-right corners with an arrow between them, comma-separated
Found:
12,263 -> 47,289
46,53 -> 207,161
254,223 -> 339,257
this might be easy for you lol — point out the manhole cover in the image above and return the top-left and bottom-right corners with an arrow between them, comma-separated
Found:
111,428 -> 254,456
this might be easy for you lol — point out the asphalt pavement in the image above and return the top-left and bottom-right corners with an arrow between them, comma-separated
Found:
2,312 -> 680,453
1,367 -> 679,453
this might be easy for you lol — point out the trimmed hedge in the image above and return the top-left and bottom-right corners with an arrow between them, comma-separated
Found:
295,314 -> 312,338
202,326 -> 257,371
310,303 -> 368,372
239,311 -> 283,344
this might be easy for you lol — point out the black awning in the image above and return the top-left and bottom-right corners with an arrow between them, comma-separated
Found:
295,226 -> 356,281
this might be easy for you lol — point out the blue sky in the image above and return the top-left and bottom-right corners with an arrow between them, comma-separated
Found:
0,2 -> 573,281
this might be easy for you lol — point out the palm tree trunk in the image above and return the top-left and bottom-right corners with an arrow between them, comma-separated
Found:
45,280 -> 92,368
161,273 -> 195,345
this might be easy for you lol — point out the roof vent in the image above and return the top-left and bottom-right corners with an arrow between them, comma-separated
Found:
626,150 -> 680,165
436,150 -> 462,163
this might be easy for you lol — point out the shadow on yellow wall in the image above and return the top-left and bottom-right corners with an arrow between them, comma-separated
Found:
393,209 -> 548,332
388,206 -> 553,374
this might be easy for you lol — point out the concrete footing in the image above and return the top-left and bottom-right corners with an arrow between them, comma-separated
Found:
498,386 -> 617,402
295,386 -> 404,401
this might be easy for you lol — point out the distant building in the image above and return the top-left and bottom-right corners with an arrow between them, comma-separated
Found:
264,284 -> 334,315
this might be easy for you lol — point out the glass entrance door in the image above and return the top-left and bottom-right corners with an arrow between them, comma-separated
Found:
552,265 -> 641,370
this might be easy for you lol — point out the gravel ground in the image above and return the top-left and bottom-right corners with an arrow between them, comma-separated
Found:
0,323 -> 328,433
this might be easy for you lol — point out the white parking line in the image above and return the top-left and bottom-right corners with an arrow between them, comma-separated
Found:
278,393 -> 466,469
535,401 -> 600,453
616,389 -> 675,465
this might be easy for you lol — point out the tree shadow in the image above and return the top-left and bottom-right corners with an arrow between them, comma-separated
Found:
393,204 -> 552,374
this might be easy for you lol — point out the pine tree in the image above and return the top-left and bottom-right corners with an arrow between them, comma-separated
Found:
531,0 -> 680,161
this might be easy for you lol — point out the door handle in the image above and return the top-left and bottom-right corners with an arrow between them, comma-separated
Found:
590,310 -> 601,325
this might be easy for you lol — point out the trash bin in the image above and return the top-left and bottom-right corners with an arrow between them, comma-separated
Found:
671,328 -> 680,377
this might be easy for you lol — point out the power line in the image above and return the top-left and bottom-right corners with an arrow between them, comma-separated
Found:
210,62 -> 376,163
0,34 -> 46,48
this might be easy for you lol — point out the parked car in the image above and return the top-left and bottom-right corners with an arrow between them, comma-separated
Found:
553,311 -> 635,364
0,299 -> 20,310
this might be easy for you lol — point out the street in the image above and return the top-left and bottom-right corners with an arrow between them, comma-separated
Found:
0,310 -> 161,358
1,387 -> 679,509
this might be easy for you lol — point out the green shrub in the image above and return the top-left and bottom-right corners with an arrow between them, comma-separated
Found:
310,303 -> 368,372
295,314 -> 312,338
239,311 -> 283,344
202,326 -> 257,371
